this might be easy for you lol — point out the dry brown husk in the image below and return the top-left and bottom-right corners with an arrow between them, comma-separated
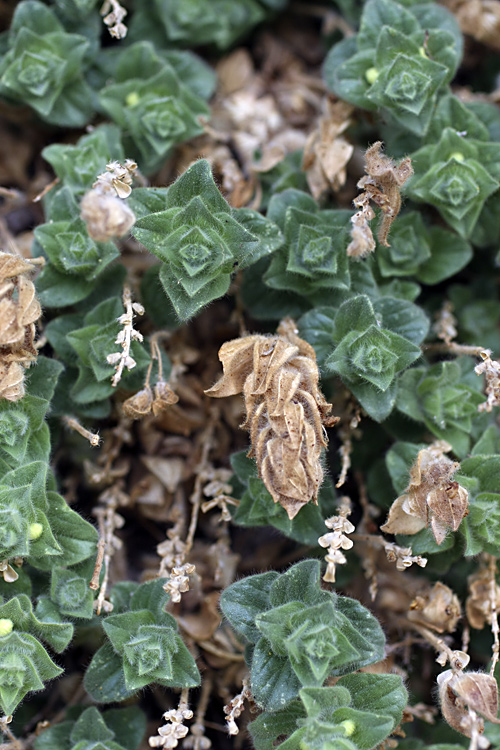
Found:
205,319 -> 338,519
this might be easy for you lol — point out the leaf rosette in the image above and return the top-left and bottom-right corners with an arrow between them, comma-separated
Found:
133,160 -> 281,320
263,189 -> 351,298
323,0 -> 462,136
221,560 -> 386,712
324,296 -> 422,421
397,360 -> 484,457
0,1 -> 94,126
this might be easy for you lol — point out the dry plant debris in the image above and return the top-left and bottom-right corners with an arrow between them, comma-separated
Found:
347,141 -> 413,258
474,350 -> 500,412
408,581 -> 461,634
441,0 -> 500,49
302,98 -> 354,199
0,250 -> 43,401
381,440 -> 469,545
80,160 -> 137,241
205,318 -> 339,519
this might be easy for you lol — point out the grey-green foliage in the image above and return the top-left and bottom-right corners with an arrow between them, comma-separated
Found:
0,1 -> 95,126
132,159 -> 283,320
84,579 -> 200,702
324,0 -> 462,135
34,706 -> 146,750
221,560 -> 390,711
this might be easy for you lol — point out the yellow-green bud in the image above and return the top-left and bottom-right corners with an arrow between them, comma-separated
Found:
340,720 -> 356,737
0,619 -> 13,637
28,522 -> 43,541
126,92 -> 140,107
450,152 -> 465,162
365,67 -> 379,85
419,46 -> 427,57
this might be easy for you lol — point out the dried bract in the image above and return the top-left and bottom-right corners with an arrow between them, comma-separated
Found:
0,251 -> 42,401
205,319 -> 338,519
347,141 -> 413,257
381,441 -> 469,545
475,350 -> 500,412
408,582 -> 461,634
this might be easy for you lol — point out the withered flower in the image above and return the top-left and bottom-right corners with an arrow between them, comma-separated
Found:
205,319 -> 338,519
381,441 -> 469,545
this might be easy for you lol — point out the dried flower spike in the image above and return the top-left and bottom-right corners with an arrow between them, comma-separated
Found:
348,141 -> 413,258
101,0 -> 128,39
381,441 -> 469,545
205,319 -> 339,519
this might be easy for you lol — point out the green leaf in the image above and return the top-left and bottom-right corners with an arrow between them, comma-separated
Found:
0,594 -> 73,652
84,643 -> 136,703
0,631 -> 62,715
220,570 -> 280,643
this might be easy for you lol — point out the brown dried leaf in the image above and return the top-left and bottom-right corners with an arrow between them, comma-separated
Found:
302,99 -> 354,199
408,582 -> 461,633
141,456 -> 185,494
205,319 -> 338,519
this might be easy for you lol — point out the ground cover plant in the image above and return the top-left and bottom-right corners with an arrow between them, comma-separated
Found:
1,0 -> 500,748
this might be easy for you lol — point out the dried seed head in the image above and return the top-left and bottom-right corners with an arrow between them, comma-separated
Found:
0,251 -> 42,401
466,569 -> 500,630
381,441 -> 469,545
408,582 -> 461,633
205,320 -> 338,519
152,380 -> 179,416
438,669 -> 500,738
122,386 -> 154,419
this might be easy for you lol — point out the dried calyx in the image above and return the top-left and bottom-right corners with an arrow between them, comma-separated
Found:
205,318 -> 339,519
381,440 -> 469,545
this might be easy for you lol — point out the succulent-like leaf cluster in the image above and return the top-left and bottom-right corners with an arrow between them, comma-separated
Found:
34,706 -> 146,750
133,160 -> 283,320
85,579 -> 200,702
249,673 -> 407,750
324,0 -> 462,135
0,1 -> 94,126
128,0 -> 287,50
221,560 -> 390,711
